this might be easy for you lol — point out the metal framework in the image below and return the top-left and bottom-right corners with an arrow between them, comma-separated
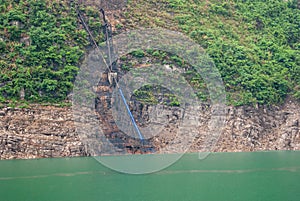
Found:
76,5 -> 145,142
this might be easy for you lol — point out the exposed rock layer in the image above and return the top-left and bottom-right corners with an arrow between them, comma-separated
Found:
0,100 -> 299,160
0,106 -> 85,159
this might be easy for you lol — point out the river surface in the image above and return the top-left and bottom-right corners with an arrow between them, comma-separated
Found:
0,151 -> 299,201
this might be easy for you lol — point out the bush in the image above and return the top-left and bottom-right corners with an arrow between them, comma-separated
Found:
0,0 -> 100,104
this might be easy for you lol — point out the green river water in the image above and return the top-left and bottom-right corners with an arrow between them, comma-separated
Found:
0,151 -> 299,201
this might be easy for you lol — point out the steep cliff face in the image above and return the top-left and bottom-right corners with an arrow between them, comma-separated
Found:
0,100 -> 299,159
209,101 -> 300,152
0,106 -> 85,159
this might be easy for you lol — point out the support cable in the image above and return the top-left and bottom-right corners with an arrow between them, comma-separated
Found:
76,7 -> 144,141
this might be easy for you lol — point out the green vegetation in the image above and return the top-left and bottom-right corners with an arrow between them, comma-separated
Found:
0,0 -> 102,103
132,84 -> 182,107
123,48 -> 208,106
127,0 -> 300,105
0,0 -> 299,106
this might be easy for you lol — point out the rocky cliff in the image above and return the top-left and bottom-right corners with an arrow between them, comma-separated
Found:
206,100 -> 300,152
0,106 -> 85,159
0,100 -> 299,159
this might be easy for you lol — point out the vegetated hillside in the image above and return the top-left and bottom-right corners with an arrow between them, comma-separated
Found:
125,0 -> 300,105
0,0 -> 103,105
0,0 -> 299,106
